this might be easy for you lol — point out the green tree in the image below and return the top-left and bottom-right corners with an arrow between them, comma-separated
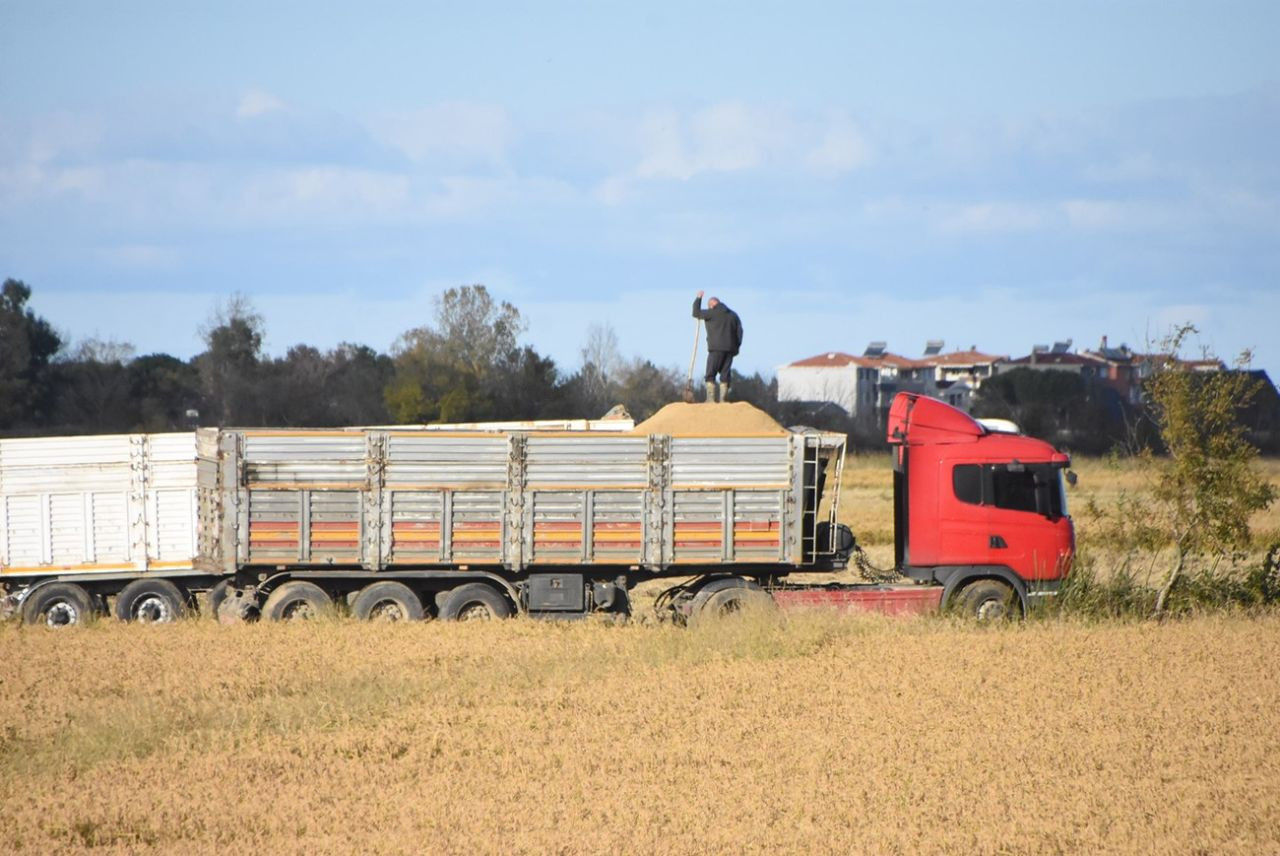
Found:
1116,326 -> 1277,617
386,285 -> 525,424
975,367 -> 1125,452
0,278 -> 63,430
614,358 -> 680,421
194,294 -> 264,425
130,353 -> 202,431
51,338 -> 136,433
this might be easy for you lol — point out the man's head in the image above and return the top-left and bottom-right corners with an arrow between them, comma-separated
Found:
708,297 -> 720,308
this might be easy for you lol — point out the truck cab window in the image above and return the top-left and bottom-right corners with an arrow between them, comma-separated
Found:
990,467 -> 1038,513
952,464 -> 982,505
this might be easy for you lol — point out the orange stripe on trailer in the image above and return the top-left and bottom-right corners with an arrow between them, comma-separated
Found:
671,482 -> 789,489
526,482 -> 646,489
247,482 -> 366,491
384,482 -> 508,491
241,430 -> 358,437
2,561 -> 139,574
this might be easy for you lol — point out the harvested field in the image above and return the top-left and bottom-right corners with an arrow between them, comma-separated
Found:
2,613 -> 1278,854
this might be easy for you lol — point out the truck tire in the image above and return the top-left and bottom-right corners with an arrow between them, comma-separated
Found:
115,578 -> 188,624
439,583 -> 512,622
690,585 -> 777,627
351,581 -> 424,622
954,579 -> 1020,621
262,581 -> 333,622
22,583 -> 95,627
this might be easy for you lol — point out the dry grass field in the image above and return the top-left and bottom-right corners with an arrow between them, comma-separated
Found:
3,613 -> 1279,854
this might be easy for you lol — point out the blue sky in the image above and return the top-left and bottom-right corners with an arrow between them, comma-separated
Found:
2,1 -> 1278,376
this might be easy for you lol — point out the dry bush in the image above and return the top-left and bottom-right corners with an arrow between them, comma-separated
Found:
2,613 -> 1278,854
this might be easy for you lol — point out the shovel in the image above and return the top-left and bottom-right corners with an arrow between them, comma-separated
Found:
682,318 -> 701,403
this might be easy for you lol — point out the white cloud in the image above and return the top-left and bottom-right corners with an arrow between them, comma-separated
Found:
236,89 -> 286,119
599,102 -> 872,202
372,102 -> 511,164
937,202 -> 1049,234
97,244 -> 181,270
806,111 -> 873,172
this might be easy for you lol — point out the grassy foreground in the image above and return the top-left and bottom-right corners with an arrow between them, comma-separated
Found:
3,613 -> 1279,854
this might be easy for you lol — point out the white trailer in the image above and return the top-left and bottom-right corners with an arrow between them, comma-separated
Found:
2,422 -> 850,626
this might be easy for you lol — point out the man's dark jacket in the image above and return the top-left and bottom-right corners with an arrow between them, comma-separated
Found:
692,298 -> 743,356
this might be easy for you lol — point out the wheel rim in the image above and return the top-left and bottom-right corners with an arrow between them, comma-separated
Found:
975,598 -> 1009,621
457,602 -> 493,621
280,599 -> 315,621
368,599 -> 406,622
717,597 -> 744,617
44,601 -> 80,627
133,594 -> 174,624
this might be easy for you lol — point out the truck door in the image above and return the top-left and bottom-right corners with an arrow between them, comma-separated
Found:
984,463 -> 1063,580
936,462 -> 992,566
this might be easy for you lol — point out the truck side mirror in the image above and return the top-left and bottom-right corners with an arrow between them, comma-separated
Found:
1065,470 -> 1078,487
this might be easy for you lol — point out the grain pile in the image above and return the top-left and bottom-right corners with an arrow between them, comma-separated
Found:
632,401 -> 788,436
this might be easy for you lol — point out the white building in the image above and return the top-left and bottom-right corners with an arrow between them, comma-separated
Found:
776,351 -> 881,418
779,343 -> 1008,420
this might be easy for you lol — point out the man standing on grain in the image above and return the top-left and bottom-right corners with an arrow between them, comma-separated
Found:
692,290 -> 743,403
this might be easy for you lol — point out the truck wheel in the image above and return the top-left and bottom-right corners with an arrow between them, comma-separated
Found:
115,578 -> 188,624
207,580 -> 232,617
22,583 -> 95,627
439,583 -> 511,622
690,586 -> 777,627
351,581 -> 424,622
262,581 -> 333,622
954,579 -> 1020,621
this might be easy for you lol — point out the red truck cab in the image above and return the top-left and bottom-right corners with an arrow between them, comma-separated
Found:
886,393 -> 1075,612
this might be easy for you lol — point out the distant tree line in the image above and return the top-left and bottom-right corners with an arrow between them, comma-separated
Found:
0,278 -> 798,437
972,362 -> 1280,455
4,277 -> 1275,454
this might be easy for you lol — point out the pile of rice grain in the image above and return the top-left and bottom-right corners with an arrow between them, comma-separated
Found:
631,402 -> 788,436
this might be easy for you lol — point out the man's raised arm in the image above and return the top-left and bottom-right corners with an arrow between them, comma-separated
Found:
692,289 -> 709,319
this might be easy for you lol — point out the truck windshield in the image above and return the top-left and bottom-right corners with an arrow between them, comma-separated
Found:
952,463 -> 1070,520
989,464 -> 1067,519
1050,465 -> 1069,518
